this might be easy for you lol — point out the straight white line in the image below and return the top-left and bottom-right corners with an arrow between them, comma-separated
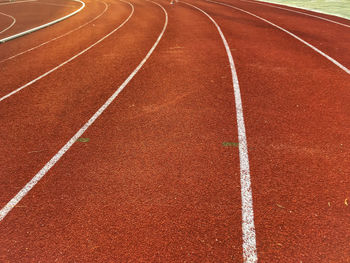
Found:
0,0 -> 85,43
181,2 -> 257,262
0,0 -> 168,222
240,0 -> 350,28
0,11 -> 16,34
205,0 -> 350,75
0,0 -> 37,5
0,1 -> 123,102
0,1 -> 108,63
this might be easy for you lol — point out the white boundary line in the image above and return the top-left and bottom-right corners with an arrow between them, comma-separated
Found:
181,1 -> 257,262
0,0 -> 37,5
0,11 -> 16,34
0,0 -> 85,43
0,1 -> 108,63
0,1 -> 124,102
204,0 -> 350,75
0,0 -> 168,222
240,0 -> 350,28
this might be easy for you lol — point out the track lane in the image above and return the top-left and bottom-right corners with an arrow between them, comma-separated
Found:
0,0 -> 248,261
0,0 -> 102,61
212,0 -> 350,69
0,0 -> 135,207
0,0 -> 82,39
0,1 -> 125,100
0,0 -> 135,219
0,0 -> 164,215
190,0 -> 350,261
181,1 -> 257,261
0,1 -> 108,63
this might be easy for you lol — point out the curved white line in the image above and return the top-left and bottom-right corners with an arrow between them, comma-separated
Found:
0,11 -> 16,34
0,0 -> 86,43
0,1 -> 108,63
240,0 -> 350,28
181,2 -> 258,262
0,2 -> 125,102
0,0 -> 168,222
205,0 -> 350,75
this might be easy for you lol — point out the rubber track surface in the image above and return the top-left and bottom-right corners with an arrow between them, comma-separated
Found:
0,0 -> 349,261
0,0 -> 81,38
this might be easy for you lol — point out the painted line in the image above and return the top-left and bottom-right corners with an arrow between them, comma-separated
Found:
204,0 -> 350,75
0,0 -> 85,43
0,1 -> 123,102
0,11 -> 16,34
0,1 -> 108,63
181,1 -> 257,262
240,0 -> 350,28
0,0 -> 168,222
0,0 -> 36,5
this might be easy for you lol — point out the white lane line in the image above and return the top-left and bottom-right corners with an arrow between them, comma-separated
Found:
0,0 -> 168,222
241,0 -> 350,27
0,1 -> 124,102
205,0 -> 350,75
0,1 -> 108,63
0,0 -> 85,43
0,0 -> 37,5
0,11 -> 16,34
181,2 -> 257,262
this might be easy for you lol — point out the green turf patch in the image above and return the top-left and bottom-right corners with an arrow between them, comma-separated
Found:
257,0 -> 350,19
222,142 -> 239,147
77,138 -> 90,142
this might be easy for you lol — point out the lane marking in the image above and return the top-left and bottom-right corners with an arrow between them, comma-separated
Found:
241,0 -> 350,27
0,0 -> 168,221
0,1 -> 108,63
0,0 -> 85,43
0,0 -> 37,5
204,0 -> 350,75
0,11 -> 16,34
0,1 -> 124,102
181,2 -> 257,262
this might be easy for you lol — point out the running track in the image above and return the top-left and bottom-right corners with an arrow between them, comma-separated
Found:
0,0 -> 349,261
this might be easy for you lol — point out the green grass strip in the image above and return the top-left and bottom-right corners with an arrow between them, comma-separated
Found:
256,0 -> 350,20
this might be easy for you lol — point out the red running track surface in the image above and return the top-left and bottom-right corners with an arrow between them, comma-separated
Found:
0,0 -> 349,261
0,0 -> 81,38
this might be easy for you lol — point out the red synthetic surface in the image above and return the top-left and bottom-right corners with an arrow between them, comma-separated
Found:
0,0 -> 349,262
0,0 -> 81,38
0,13 -> 13,33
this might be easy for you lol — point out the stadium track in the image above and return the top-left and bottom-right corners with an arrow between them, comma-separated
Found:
0,0 -> 349,261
